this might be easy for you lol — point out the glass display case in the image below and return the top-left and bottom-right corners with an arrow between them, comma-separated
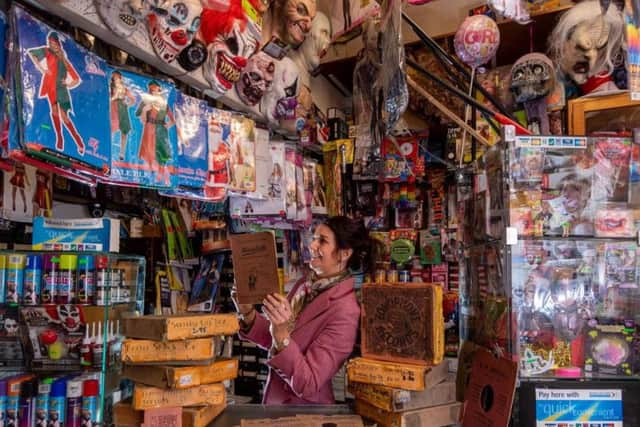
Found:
0,251 -> 145,425
460,132 -> 640,380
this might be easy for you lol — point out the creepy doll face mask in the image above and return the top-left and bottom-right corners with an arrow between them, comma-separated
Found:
260,56 -> 300,124
300,11 -> 331,72
146,0 -> 203,63
236,51 -> 276,106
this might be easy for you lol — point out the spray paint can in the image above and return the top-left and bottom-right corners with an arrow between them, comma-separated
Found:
18,379 -> 37,427
42,255 -> 60,304
81,380 -> 98,426
6,254 -> 25,304
95,256 -> 109,306
35,378 -> 53,427
24,255 -> 43,305
65,379 -> 83,427
0,255 -> 7,304
0,379 -> 7,427
57,255 -> 77,304
48,379 -> 67,427
76,256 -> 95,305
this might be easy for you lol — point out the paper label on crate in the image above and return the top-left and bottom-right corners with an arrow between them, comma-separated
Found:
179,374 -> 194,386
134,383 -> 225,410
167,314 -> 239,338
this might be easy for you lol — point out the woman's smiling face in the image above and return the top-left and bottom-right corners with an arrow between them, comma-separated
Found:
309,224 -> 347,278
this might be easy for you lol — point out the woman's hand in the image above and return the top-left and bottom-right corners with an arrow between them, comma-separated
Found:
262,293 -> 292,346
230,289 -> 254,317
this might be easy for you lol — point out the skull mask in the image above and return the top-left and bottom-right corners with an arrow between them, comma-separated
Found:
201,2 -> 259,97
146,0 -> 203,63
510,53 -> 555,103
273,0 -> 317,47
57,305 -> 82,333
236,52 -> 276,106
95,0 -> 145,38
3,318 -> 18,336
261,57 -> 300,124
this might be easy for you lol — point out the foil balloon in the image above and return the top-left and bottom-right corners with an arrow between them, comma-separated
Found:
454,15 -> 500,68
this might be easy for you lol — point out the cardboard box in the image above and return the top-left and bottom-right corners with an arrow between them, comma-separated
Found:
121,338 -> 215,364
229,232 -> 279,304
182,404 -> 226,427
361,282 -> 444,366
132,383 -> 225,410
124,314 -> 239,341
349,377 -> 456,412
354,399 -> 462,427
32,217 -> 120,252
347,358 -> 448,392
122,359 -> 239,389
113,401 -> 143,427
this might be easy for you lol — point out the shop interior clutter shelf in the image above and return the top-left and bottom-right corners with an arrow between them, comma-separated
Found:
319,4 -> 574,93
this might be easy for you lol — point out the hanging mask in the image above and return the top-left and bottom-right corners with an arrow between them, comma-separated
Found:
200,2 -> 259,97
146,0 -> 203,63
272,0 -> 317,47
236,51 -> 276,106
261,56 -> 300,125
95,0 -> 146,38
300,11 -> 331,73
510,53 -> 555,103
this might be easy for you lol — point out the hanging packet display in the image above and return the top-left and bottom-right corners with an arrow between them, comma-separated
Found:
2,163 -> 52,223
0,11 -> 7,123
229,116 -> 256,193
203,109 -> 233,202
14,6 -> 111,175
229,141 -> 287,217
108,68 -> 178,188
174,92 -> 209,189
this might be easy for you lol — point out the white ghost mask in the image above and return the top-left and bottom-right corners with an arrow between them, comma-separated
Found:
261,56 -> 300,125
95,0 -> 146,38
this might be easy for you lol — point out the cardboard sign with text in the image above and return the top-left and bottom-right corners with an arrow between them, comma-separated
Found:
230,232 -> 280,304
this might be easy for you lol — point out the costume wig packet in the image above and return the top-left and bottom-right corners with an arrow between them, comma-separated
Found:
107,68 -> 178,188
14,6 -> 111,176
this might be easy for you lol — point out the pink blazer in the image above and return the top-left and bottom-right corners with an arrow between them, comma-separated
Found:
239,276 -> 360,404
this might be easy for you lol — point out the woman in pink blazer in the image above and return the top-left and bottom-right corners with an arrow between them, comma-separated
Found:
236,216 -> 378,404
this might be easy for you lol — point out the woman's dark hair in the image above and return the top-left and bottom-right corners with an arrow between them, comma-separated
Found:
323,216 -> 381,274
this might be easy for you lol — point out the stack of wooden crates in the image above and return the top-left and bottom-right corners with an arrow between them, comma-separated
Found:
349,283 -> 461,427
113,313 -> 240,426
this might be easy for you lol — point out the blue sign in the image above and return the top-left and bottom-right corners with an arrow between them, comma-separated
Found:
536,389 -> 623,427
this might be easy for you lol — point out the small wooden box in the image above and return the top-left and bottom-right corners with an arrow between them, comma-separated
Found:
123,313 -> 238,341
347,358 -> 447,391
361,282 -> 444,365
132,383 -> 225,410
182,404 -> 226,427
354,399 -> 461,427
123,359 -> 238,389
121,338 -> 214,364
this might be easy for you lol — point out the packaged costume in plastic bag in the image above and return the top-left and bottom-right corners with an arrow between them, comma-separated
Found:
2,162 -> 52,223
108,68 -> 178,188
229,139 -> 287,216
229,115 -> 256,192
175,92 -> 209,189
204,109 -> 232,201
14,6 -> 111,175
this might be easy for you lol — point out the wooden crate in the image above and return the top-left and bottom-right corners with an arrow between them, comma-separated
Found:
361,282 -> 444,365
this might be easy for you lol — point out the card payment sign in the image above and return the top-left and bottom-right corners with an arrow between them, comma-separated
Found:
535,389 -> 622,427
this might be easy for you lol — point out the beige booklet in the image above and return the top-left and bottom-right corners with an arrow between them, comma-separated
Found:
230,231 -> 280,304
